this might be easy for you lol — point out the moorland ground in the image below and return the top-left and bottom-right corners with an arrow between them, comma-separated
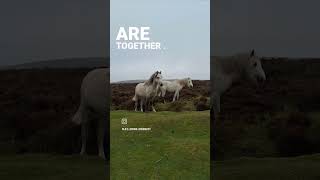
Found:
0,58 -> 319,178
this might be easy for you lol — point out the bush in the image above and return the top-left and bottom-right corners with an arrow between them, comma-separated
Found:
194,96 -> 210,111
155,100 -> 196,112
154,96 -> 210,112
306,113 -> 320,153
268,111 -> 313,156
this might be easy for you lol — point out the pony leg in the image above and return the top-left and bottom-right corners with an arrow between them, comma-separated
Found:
176,91 -> 180,100
163,90 -> 166,97
151,98 -> 156,112
140,99 -> 144,112
210,93 -> 223,160
211,103 -> 219,162
162,91 -> 166,103
80,107 -> 89,155
152,105 -> 156,112
134,99 -> 138,111
216,95 -> 221,113
96,118 -> 105,159
80,121 -> 88,155
146,99 -> 150,112
212,93 -> 221,121
172,91 -> 178,102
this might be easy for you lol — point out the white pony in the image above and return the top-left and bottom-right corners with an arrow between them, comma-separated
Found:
211,50 -> 266,119
132,71 -> 163,112
158,78 -> 193,102
72,68 -> 109,158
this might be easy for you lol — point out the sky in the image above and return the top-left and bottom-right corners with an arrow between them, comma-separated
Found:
0,0 -> 108,66
110,0 -> 210,82
1,0 -> 320,68
213,0 -> 320,57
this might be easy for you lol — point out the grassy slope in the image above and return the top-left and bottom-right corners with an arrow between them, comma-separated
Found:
0,154 -> 107,180
0,154 -> 319,180
110,111 -> 210,180
0,111 -> 318,180
213,154 -> 320,180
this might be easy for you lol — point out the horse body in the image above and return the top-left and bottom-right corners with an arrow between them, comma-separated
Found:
159,78 -> 193,102
72,68 -> 109,158
211,50 -> 266,118
133,71 -> 162,112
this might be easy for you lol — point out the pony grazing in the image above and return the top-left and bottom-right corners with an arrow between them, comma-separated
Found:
132,71 -> 163,112
159,78 -> 193,102
211,50 -> 266,119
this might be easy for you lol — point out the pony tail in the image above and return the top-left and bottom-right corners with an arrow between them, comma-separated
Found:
72,110 -> 82,124
132,94 -> 137,101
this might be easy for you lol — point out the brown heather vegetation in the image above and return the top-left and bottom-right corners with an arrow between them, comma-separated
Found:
0,58 -> 319,159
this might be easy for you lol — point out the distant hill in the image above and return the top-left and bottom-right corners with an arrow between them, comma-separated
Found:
1,57 -> 108,69
112,79 -> 187,84
112,80 -> 145,84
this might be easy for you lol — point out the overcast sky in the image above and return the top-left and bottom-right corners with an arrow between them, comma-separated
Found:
213,0 -> 320,57
0,0 -> 108,66
1,0 -> 320,68
110,0 -> 210,82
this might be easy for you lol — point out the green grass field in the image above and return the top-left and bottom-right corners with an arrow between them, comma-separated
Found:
0,111 -> 319,179
213,154 -> 320,180
1,153 -> 320,180
110,110 -> 210,180
0,154 -> 107,180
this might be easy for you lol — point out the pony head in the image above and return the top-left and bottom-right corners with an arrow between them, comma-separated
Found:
146,71 -> 163,85
155,71 -> 163,81
243,50 -> 266,85
186,77 -> 193,88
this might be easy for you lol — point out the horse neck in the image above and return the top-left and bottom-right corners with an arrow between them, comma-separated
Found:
145,73 -> 156,85
145,79 -> 151,85
220,57 -> 246,84
152,80 -> 160,89
177,79 -> 187,87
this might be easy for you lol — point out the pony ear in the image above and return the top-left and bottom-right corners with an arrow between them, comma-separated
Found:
250,49 -> 255,57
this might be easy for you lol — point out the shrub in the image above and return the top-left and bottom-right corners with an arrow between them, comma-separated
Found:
155,100 -> 196,112
194,96 -> 210,111
268,111 -> 313,156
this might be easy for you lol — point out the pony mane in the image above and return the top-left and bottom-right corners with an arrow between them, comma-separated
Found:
145,71 -> 157,85
216,52 -> 252,75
